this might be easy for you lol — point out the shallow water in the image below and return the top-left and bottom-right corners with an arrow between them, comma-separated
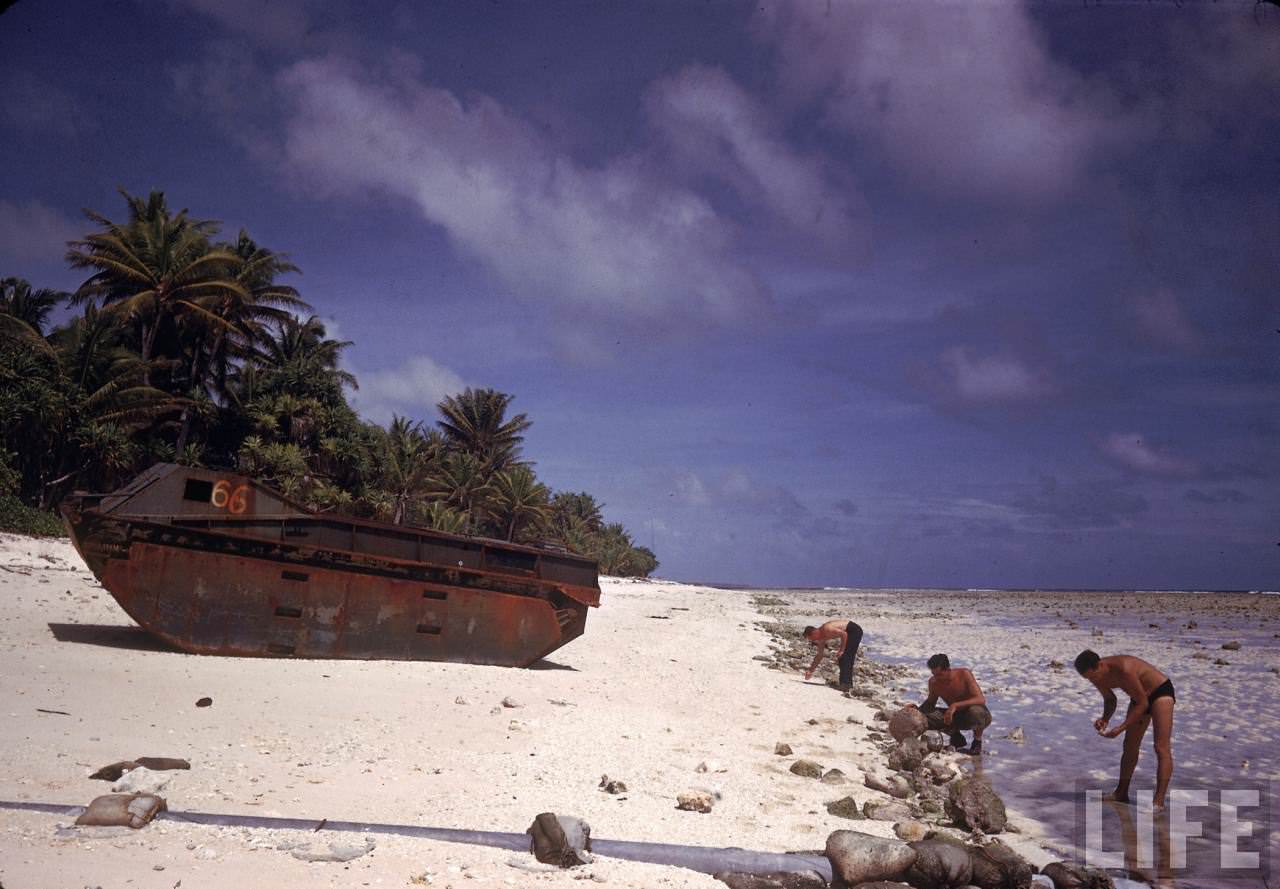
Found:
776,588 -> 1280,889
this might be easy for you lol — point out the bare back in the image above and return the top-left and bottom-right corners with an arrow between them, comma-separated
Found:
1099,655 -> 1168,698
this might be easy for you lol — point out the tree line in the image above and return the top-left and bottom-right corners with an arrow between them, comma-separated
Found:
0,189 -> 658,577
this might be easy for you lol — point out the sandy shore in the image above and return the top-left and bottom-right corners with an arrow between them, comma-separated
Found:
0,533 -> 1053,889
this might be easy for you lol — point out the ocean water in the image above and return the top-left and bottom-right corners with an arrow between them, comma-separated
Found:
774,588 -> 1280,889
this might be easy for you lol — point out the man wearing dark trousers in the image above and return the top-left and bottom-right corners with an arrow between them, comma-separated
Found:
908,653 -> 992,755
802,620 -> 863,690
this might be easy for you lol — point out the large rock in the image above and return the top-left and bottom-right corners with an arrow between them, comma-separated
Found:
865,799 -> 915,822
1039,862 -> 1114,889
967,840 -> 1034,889
865,771 -> 912,799
946,777 -> 1007,834
791,759 -> 825,779
921,754 -> 958,784
888,708 -> 929,742
889,737 -> 929,772
922,732 -> 947,753
905,839 -> 973,889
894,821 -> 930,842
825,830 -> 917,888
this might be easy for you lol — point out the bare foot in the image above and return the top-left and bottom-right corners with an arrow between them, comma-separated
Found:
1102,791 -> 1131,805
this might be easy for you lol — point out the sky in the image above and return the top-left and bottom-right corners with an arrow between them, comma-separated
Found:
1,0 -> 1277,591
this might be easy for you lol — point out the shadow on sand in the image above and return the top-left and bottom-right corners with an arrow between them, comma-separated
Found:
47,623 -> 177,653
527,658 -> 577,671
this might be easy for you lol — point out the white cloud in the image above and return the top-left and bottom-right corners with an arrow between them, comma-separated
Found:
646,64 -> 866,252
1099,433 -> 1198,478
0,199 -> 81,264
756,4 -> 1138,200
161,0 -> 314,46
350,354 -> 466,425
276,57 -> 767,323
937,346 -> 1054,404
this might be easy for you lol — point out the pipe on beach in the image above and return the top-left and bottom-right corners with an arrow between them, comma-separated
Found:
0,799 -> 833,881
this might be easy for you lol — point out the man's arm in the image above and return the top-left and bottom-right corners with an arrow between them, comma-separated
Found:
804,642 -> 827,680
832,628 -> 849,659
910,677 -> 938,710
1090,676 -> 1118,732
1102,670 -> 1149,738
942,670 -> 986,722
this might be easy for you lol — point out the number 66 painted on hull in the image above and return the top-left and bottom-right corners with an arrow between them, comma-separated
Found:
210,480 -> 250,514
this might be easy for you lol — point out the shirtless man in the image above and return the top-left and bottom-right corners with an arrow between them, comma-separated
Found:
1074,649 -> 1176,810
908,654 -> 991,755
801,619 -> 863,690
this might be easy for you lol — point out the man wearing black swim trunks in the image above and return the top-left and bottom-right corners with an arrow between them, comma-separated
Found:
802,619 -> 863,690
1074,650 -> 1176,811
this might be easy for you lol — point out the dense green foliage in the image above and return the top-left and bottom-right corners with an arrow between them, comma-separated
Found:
0,190 -> 657,576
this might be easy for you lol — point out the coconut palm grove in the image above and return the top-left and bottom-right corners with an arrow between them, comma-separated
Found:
0,189 -> 658,577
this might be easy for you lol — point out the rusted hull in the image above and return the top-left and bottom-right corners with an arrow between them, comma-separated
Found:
60,465 -> 599,666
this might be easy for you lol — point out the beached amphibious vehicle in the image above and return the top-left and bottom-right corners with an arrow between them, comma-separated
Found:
60,464 -> 600,666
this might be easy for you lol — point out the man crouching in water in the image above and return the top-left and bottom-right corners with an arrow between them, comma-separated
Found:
1074,649 -> 1175,811
908,654 -> 991,755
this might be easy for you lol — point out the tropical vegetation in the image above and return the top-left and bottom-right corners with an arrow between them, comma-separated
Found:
0,190 -> 658,576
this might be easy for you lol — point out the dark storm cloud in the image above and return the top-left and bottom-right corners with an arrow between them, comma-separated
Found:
1012,476 -> 1149,531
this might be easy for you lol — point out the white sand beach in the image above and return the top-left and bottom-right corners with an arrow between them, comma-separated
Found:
0,532 -> 1063,889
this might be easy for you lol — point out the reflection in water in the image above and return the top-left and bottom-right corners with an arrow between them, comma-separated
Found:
1109,799 -> 1175,889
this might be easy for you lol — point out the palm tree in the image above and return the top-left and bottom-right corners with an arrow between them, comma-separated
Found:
490,465 -> 551,542
372,416 -> 440,525
1,277 -> 66,335
65,190 -> 245,385
423,451 -> 496,533
436,388 -> 531,471
173,232 -> 309,456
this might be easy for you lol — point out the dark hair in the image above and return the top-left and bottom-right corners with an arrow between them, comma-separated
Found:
1074,650 -> 1101,675
927,653 -> 950,670
803,626 -> 818,637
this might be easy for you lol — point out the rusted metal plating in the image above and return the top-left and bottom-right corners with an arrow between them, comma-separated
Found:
61,464 -> 600,666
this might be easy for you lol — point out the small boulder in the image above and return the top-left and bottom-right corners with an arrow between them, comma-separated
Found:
922,732 -> 947,753
865,771 -> 912,799
946,777 -> 1007,834
825,829 -> 918,887
921,754 -> 957,784
967,840 -> 1034,889
905,839 -> 973,889
111,767 -> 171,795
1005,727 -> 1025,744
75,794 -> 166,829
894,821 -> 929,842
865,799 -> 915,822
822,768 -> 848,785
888,737 -> 929,772
527,812 -> 592,867
1039,861 -> 1114,889
790,759 -> 825,779
827,796 -> 865,819
502,696 -> 523,708
291,838 -> 376,863
677,790 -> 715,813
888,707 -> 928,742
1222,641 -> 1241,651
775,742 -> 794,756
195,697 -> 212,708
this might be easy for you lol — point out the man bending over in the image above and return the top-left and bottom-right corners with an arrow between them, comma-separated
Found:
1073,649 -> 1175,811
909,653 -> 991,755
802,619 -> 863,690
